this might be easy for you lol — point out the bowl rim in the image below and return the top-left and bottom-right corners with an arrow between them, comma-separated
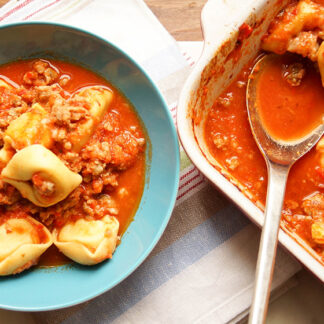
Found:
0,21 -> 180,311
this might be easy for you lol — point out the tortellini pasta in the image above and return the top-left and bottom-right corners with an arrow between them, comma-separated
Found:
1,145 -> 82,207
311,222 -> 324,244
70,88 -> 113,152
262,0 -> 324,85
53,216 -> 119,265
5,103 -> 53,150
0,103 -> 53,166
318,42 -> 324,86
0,216 -> 52,276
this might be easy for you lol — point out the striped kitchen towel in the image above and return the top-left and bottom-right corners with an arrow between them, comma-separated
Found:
0,0 -> 301,323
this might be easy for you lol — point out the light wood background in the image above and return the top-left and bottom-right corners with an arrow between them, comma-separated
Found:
145,0 -> 206,40
0,0 -> 207,41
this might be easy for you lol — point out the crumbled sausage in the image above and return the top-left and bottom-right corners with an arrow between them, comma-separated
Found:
226,156 -> 239,170
283,62 -> 306,86
32,173 -> 56,197
217,92 -> 233,107
22,60 -> 59,86
302,193 -> 324,219
212,133 -> 228,149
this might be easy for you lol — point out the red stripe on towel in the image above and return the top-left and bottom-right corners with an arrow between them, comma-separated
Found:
0,0 -> 35,21
180,167 -> 196,181
23,0 -> 62,20
177,179 -> 205,200
178,173 -> 201,190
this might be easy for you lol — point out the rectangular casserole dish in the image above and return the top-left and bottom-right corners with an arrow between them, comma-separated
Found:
177,0 -> 324,281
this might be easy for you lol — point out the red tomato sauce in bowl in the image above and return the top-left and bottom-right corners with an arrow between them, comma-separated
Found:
0,59 -> 146,267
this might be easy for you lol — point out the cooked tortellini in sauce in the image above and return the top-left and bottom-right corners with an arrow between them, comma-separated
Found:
311,222 -> 324,244
318,42 -> 324,86
53,216 -> 119,265
0,216 -> 52,276
0,59 -> 146,275
1,145 -> 82,207
262,0 -> 324,86
5,103 -> 53,149
0,104 -> 53,165
70,88 -> 113,152
0,103 -> 53,167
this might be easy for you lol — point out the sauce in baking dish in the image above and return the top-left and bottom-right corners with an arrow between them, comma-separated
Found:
204,54 -> 324,263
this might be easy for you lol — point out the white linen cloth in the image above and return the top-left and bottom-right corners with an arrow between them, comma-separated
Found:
0,1 -> 301,323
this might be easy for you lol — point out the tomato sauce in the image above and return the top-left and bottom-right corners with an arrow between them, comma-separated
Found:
0,59 -> 111,93
204,54 -> 324,262
0,59 -> 146,267
257,55 -> 324,141
38,245 -> 71,267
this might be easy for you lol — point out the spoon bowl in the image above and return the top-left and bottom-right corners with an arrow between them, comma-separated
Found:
246,54 -> 324,324
247,54 -> 324,165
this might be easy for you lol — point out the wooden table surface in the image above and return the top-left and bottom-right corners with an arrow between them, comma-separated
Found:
0,0 -> 207,41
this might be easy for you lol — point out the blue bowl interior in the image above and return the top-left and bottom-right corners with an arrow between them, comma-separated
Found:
0,23 -> 179,311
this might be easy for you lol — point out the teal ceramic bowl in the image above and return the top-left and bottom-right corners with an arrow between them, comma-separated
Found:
0,22 -> 179,311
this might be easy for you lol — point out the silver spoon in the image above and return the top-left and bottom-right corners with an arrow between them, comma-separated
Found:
246,54 -> 324,324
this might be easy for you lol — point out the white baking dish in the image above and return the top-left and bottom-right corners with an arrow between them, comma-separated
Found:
177,0 -> 324,281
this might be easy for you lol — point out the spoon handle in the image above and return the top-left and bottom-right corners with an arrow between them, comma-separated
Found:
248,162 -> 290,324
